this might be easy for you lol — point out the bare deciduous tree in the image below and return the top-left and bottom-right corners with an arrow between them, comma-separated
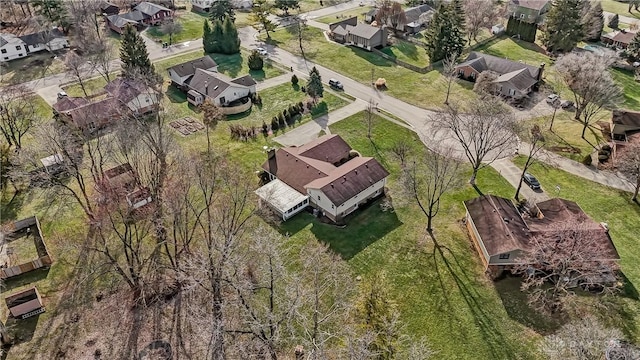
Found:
88,40 -> 116,83
160,20 -> 183,45
515,124 -> 546,200
389,2 -> 407,32
541,316 -> 634,360
390,138 -> 414,169
364,99 -> 376,139
463,0 -> 501,42
64,51 -> 90,97
556,52 -> 622,143
200,99 -> 224,152
616,141 -> 640,202
514,220 -> 621,314
402,149 -> 463,233
442,53 -> 459,104
296,242 -> 354,359
436,97 -> 517,185
472,70 -> 499,95
375,0 -> 394,26
0,85 -> 40,150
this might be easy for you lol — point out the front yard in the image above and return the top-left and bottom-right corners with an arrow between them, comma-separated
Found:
264,27 -> 477,109
0,52 -> 67,86
146,11 -> 205,44
380,40 -> 430,67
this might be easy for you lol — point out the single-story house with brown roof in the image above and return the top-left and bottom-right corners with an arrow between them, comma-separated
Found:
609,109 -> 640,142
328,20 -> 388,51
257,134 -> 389,222
463,195 -> 619,272
455,51 -> 545,98
602,30 -> 637,49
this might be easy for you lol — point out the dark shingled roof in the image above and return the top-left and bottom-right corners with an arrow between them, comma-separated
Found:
305,156 -> 389,206
231,74 -> 257,87
53,97 -> 91,113
188,68 -> 231,99
133,1 -> 171,16
107,14 -> 140,28
464,196 -> 620,260
348,23 -> 383,40
261,135 -> 389,206
457,51 -> 541,79
494,68 -> 538,91
104,78 -> 154,104
168,56 -> 217,77
404,4 -> 433,24
19,29 -> 65,46
612,110 -> 640,127
464,195 -> 530,255
66,97 -> 124,127
510,0 -> 549,11
100,1 -> 119,12
329,16 -> 358,31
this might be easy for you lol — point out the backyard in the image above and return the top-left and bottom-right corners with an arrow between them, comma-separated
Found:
315,5 -> 374,24
264,27 -> 477,109
380,40 -> 430,67
611,68 -> 640,111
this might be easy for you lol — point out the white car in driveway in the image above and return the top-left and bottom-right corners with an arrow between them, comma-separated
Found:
256,47 -> 268,56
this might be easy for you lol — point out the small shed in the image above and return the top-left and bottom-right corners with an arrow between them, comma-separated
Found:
5,287 -> 45,319
492,24 -> 505,35
39,153 -> 64,175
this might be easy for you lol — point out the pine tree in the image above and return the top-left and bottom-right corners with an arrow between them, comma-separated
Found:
424,3 -> 466,62
307,67 -> 324,99
627,33 -> 640,61
203,19 -> 216,53
582,1 -> 604,42
541,0 -> 584,53
248,50 -> 264,70
221,16 -> 240,54
250,0 -> 276,39
120,24 -> 156,79
32,0 -> 70,30
206,19 -> 224,53
608,13 -> 619,29
210,0 -> 235,22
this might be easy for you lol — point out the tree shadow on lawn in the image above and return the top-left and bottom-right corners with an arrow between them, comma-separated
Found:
279,198 -> 402,260
389,41 -> 420,61
249,69 -> 267,81
428,233 -> 525,359
210,53 -> 244,78
2,268 -> 51,293
166,86 -> 187,103
349,47 -> 394,67
4,314 -> 40,346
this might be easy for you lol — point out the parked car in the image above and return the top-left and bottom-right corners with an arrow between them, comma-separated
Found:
561,100 -> 574,109
546,94 -> 559,105
256,47 -> 268,56
57,91 -> 68,99
328,78 -> 343,90
523,172 -> 541,190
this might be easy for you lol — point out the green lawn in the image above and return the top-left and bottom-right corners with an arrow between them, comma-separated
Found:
0,52 -> 66,86
472,36 -> 553,67
315,6 -> 374,24
64,50 -> 284,97
146,11 -> 205,44
276,113 -> 545,359
264,27 -> 477,109
601,0 -> 640,20
525,111 -> 605,162
611,68 -> 640,111
512,156 -> 640,341
380,40 -> 430,67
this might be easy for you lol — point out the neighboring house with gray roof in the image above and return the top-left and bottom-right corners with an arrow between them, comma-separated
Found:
185,68 -> 256,113
106,1 -> 173,33
168,56 -> 218,87
258,134 -> 390,222
329,20 -> 388,51
455,51 -> 545,98
19,28 -> 69,53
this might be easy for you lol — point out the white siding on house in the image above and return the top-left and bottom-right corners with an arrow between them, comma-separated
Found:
127,92 -> 160,113
215,85 -> 251,106
308,188 -> 337,218
46,37 -> 68,51
0,35 -> 27,62
169,69 -> 190,86
308,178 -> 386,219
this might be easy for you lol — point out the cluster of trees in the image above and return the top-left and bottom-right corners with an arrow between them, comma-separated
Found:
542,0 -> 604,53
424,0 -> 466,61
268,102 -> 305,133
229,124 -> 259,141
203,16 -> 241,54
275,0 -> 300,16
120,24 -> 160,82
248,50 -> 264,70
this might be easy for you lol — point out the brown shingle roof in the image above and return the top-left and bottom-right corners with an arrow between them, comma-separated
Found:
53,96 -> 91,113
262,148 -> 332,194
612,109 -> 640,127
464,195 -> 530,255
305,157 -> 389,206
104,78 -> 153,104
294,134 -> 352,164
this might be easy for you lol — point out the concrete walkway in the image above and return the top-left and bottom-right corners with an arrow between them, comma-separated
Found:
256,73 -> 294,91
490,158 -> 550,203
274,99 -> 368,146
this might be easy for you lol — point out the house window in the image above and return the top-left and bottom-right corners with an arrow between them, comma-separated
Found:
220,96 -> 226,104
520,13 -> 525,19
1,49 -> 6,54
331,204 -> 334,209
317,196 -> 320,200
499,253 -> 510,259
15,45 -> 21,50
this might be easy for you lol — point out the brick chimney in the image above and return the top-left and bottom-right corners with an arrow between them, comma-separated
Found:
537,63 -> 545,81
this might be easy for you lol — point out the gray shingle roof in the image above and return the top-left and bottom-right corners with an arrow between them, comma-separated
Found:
494,68 -> 538,91
404,4 -> 433,23
134,1 -> 171,16
19,29 -> 65,46
188,68 -> 231,99
510,0 -> 549,11
168,56 -> 217,77
347,23 -> 382,40
231,74 -> 257,87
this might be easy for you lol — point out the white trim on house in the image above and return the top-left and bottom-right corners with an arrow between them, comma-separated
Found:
255,179 -> 310,220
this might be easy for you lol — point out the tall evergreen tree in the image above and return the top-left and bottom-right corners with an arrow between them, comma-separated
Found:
221,16 -> 240,54
203,19 -> 216,53
626,32 -> 640,61
424,3 -> 466,62
541,0 -> 584,53
210,0 -> 235,22
581,1 -> 604,42
120,24 -> 155,79
307,67 -> 324,99
250,0 -> 277,39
